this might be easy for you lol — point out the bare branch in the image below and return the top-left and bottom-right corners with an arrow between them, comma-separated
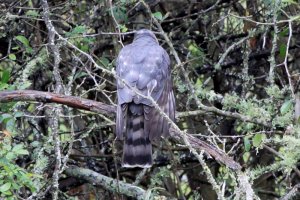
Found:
0,90 -> 116,115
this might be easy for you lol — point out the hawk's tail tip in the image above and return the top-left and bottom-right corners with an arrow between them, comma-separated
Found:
122,138 -> 153,168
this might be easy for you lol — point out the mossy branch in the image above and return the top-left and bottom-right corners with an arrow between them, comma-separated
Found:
64,166 -> 146,199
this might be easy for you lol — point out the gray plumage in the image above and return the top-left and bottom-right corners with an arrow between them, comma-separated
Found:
116,29 -> 175,168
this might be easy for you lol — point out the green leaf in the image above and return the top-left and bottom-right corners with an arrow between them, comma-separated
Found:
279,27 -> 289,37
279,44 -> 287,59
99,56 -> 110,68
282,0 -> 298,5
15,35 -> 30,47
0,83 -> 8,90
120,25 -> 128,33
242,152 -> 250,163
153,12 -> 163,21
6,118 -> 16,133
252,133 -> 266,147
0,182 -> 11,192
112,7 -> 127,23
244,136 -> 251,151
1,70 -> 10,83
8,54 -> 16,61
280,100 -> 292,114
72,25 -> 86,34
66,25 -> 86,37
80,44 -> 89,52
16,149 -> 29,155
0,113 -> 13,123
25,10 -> 39,17
26,47 -> 33,54
5,152 -> 15,160
12,144 -> 24,152
74,72 -> 88,80
14,112 -> 23,118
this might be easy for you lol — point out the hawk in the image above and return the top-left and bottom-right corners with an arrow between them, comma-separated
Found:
116,29 -> 175,168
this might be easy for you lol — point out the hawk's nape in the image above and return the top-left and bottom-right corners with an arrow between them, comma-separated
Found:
116,29 -> 175,168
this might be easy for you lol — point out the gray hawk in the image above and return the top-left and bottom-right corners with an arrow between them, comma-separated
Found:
116,29 -> 175,168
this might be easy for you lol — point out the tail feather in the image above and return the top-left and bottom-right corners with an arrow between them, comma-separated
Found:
122,103 -> 152,168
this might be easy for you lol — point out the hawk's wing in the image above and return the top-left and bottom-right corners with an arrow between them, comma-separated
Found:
116,42 -> 175,141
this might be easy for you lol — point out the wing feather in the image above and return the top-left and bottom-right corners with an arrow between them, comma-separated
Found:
117,31 -> 175,142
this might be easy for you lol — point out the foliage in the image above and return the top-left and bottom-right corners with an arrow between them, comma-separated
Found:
0,0 -> 300,199
0,138 -> 36,199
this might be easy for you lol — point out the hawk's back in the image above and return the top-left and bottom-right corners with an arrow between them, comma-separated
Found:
116,29 -> 175,168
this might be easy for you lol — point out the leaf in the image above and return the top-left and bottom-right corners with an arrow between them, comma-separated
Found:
80,44 -> 89,52
12,144 -> 24,152
8,54 -> 16,61
252,133 -> 266,147
242,152 -> 250,163
244,136 -> 251,152
1,70 -> 10,83
279,44 -> 287,59
26,47 -> 33,54
5,152 -> 15,160
74,72 -> 88,80
14,112 -> 23,118
0,113 -> 13,123
120,25 -> 128,33
279,27 -> 289,37
16,149 -> 29,155
282,0 -> 298,5
0,182 -> 11,192
25,10 -> 39,17
72,25 -> 86,34
153,12 -> 163,21
280,100 -> 292,114
99,57 -> 110,68
15,35 -> 30,47
112,7 -> 127,23
11,46 -> 19,50
66,25 -> 86,37
6,118 -> 16,133
0,83 -> 9,90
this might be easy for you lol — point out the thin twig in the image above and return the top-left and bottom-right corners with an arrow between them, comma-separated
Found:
283,21 -> 295,98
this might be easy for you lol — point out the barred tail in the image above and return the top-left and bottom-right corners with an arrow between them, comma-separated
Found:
122,104 -> 152,168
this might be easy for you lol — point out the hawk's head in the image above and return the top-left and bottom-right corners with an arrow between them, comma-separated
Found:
134,29 -> 158,43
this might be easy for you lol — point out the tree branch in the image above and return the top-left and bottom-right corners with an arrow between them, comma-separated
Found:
64,166 -> 146,199
0,90 -> 116,115
0,89 -> 241,170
